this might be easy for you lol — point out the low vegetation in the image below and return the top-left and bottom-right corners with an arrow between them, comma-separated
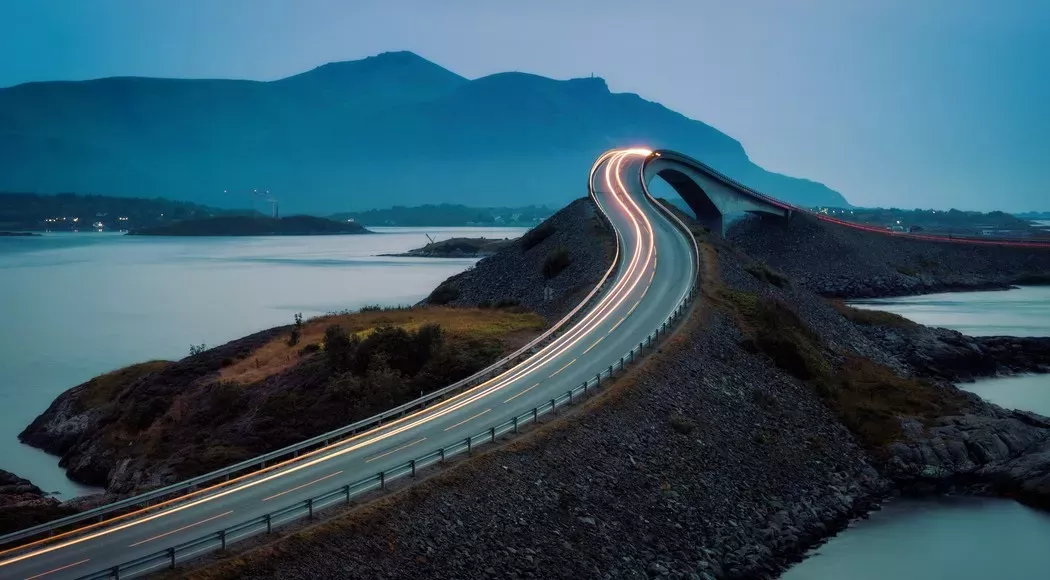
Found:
827,300 -> 917,328
521,222 -> 557,251
76,306 -> 546,482
542,247 -> 572,279
744,261 -> 791,289
720,290 -> 967,456
426,282 -> 461,305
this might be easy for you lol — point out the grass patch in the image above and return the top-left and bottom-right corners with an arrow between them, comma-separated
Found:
828,300 -> 917,328
542,247 -> 572,279
668,415 -> 696,435
220,306 -> 545,386
79,361 -> 172,410
521,221 -> 557,251
744,261 -> 791,289
719,290 -> 966,456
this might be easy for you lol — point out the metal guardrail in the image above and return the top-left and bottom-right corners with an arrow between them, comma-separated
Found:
72,269 -> 700,580
0,213 -> 625,552
62,151 -> 702,579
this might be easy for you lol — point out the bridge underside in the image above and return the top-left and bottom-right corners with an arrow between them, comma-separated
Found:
643,158 -> 789,236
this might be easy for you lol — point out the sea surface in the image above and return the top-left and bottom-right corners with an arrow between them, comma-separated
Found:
785,286 -> 1050,579
0,227 -> 524,497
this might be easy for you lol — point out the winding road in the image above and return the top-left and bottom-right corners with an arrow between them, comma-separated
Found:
0,148 -> 698,579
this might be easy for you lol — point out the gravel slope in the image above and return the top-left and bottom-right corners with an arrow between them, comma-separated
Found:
727,213 -> 1050,298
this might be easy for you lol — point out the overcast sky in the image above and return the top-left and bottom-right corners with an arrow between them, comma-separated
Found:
2,0 -> 1048,211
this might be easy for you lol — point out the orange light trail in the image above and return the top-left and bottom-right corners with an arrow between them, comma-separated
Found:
0,148 -> 661,571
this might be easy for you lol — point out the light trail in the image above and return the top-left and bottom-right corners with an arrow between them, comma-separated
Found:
127,511 -> 232,548
261,471 -> 345,502
0,147 -> 663,574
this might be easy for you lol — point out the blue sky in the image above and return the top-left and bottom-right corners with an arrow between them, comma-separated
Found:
2,0 -> 1048,211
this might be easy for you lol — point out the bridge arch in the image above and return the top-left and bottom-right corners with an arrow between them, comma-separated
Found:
642,150 -> 791,235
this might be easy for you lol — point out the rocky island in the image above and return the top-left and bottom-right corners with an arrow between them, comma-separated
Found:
128,215 -> 370,236
9,199 -> 1050,578
382,236 -> 516,258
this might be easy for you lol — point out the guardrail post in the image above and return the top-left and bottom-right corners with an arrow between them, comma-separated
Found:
265,513 -> 272,533
307,498 -> 314,518
513,416 -> 519,433
490,426 -> 496,442
467,436 -> 473,455
619,357 -> 625,370
112,566 -> 120,580
168,547 -> 176,569
220,529 -> 227,550
607,365 -> 613,378
344,484 -> 351,504
440,448 -> 446,463
410,459 -> 417,477
550,399 -> 557,415
568,390 -> 573,404
379,472 -> 386,490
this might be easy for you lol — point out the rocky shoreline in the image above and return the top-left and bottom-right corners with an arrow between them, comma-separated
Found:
181,215 -> 1050,579
8,202 -> 1050,578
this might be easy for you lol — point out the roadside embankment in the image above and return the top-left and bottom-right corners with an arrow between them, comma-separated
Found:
17,200 -> 613,497
0,470 -> 75,535
423,198 -> 616,320
727,213 -> 1050,298
19,308 -> 545,494
183,213 -> 1050,580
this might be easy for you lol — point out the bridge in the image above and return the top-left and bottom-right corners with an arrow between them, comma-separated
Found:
1,147 -> 1044,579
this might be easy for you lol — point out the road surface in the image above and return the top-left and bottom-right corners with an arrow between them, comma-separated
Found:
0,148 -> 697,580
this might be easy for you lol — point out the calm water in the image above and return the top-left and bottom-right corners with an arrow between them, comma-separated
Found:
0,227 -> 524,497
784,287 -> 1050,579
782,497 -> 1050,580
851,286 -> 1050,337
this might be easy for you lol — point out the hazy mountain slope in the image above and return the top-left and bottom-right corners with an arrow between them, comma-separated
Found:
0,51 -> 848,212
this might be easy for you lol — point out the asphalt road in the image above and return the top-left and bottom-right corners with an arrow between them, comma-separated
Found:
0,148 -> 697,580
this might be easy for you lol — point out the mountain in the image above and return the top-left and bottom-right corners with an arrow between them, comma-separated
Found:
0,51 -> 849,213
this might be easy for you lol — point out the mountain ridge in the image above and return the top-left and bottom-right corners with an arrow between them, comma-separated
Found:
0,51 -> 849,212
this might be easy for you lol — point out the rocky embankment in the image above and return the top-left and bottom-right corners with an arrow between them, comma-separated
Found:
422,198 -> 615,320
382,236 -> 515,258
727,213 -> 1050,298
0,470 -> 74,535
188,211 -> 1050,580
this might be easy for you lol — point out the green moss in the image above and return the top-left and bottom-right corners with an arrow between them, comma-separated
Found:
720,290 -> 966,457
829,300 -> 917,328
744,262 -> 791,289
542,247 -> 572,279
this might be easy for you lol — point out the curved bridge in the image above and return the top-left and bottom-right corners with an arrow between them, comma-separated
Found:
2,147 -> 1045,579
643,149 -> 792,234
0,149 -> 699,580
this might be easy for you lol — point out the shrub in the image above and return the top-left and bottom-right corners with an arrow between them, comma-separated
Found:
828,300 -> 916,328
323,324 -> 356,372
521,222 -> 557,251
668,415 -> 695,435
543,247 -> 572,279
744,262 -> 790,289
428,282 -> 460,305
287,312 -> 303,346
188,343 -> 207,356
298,342 -> 321,357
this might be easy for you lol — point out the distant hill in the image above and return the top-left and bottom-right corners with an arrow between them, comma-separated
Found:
0,191 -> 236,231
0,51 -> 849,212
331,203 -> 552,226
129,215 -> 370,236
